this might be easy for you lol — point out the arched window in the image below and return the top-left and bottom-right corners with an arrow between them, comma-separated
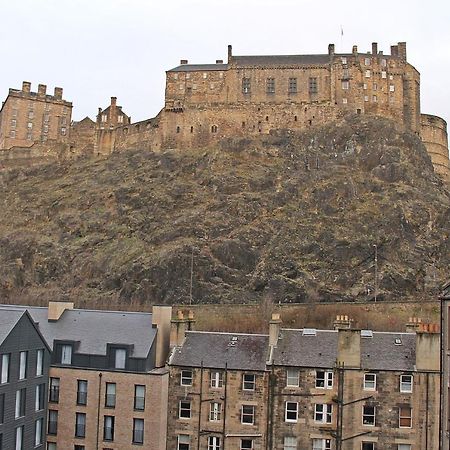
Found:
176,126 -> 181,133
211,125 -> 218,133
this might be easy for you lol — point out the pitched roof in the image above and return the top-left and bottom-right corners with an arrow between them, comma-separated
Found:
0,305 -> 156,359
272,329 -> 416,371
170,331 -> 269,371
232,54 -> 331,67
168,63 -> 228,72
0,309 -> 24,345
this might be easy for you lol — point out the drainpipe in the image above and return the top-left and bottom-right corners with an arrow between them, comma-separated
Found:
96,372 -> 102,450
197,362 -> 204,450
223,363 -> 228,450
426,372 -> 429,450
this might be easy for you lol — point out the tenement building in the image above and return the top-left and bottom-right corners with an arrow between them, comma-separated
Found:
0,302 -> 172,450
0,82 -> 72,150
167,313 -> 440,450
440,281 -> 450,450
0,309 -> 51,450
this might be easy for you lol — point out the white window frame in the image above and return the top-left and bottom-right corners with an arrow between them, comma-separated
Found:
381,71 -> 387,79
35,417 -> 43,446
397,445 -> 411,450
361,443 -> 376,450
399,406 -> 412,428
400,374 -> 413,393
363,373 -> 376,391
19,351 -> 27,380
1,354 -> 9,383
179,400 -> 191,419
364,57 -> 371,66
35,384 -> 44,411
209,402 -> 222,421
181,370 -> 193,386
241,404 -> 255,425
210,370 -> 223,388
36,349 -> 44,376
242,373 -> 256,391
342,98 -> 348,104
208,436 -> 221,450
390,85 -> 395,92
314,403 -> 333,424
315,370 -> 333,389
286,368 -> 299,387
15,425 -> 23,450
240,439 -> 253,450
114,348 -> 126,369
285,401 -> 298,422
362,405 -> 376,426
365,70 -> 371,78
61,345 -> 72,365
342,80 -> 349,90
178,434 -> 190,450
312,438 -> 331,450
283,436 -> 297,450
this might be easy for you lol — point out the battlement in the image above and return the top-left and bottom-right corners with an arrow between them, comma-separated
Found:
7,81 -> 72,106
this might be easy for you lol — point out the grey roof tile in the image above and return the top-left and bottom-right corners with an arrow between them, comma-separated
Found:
168,63 -> 228,72
170,331 -> 269,371
232,54 -> 331,67
0,310 -> 24,345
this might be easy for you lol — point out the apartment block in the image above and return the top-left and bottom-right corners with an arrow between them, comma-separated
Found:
0,310 -> 51,450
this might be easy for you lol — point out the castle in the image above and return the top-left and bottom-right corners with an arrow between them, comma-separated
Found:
0,42 -> 449,181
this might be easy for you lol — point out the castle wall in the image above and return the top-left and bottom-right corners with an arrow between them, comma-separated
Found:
70,117 -> 96,156
420,114 -> 450,181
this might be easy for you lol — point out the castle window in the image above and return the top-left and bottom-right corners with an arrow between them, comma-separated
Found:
179,83 -> 184,90
294,116 -> 297,122
381,59 -> 387,67
102,114 -> 108,122
44,114 -> 50,123
10,130 -> 15,138
27,132 -> 33,140
341,57 -> 347,65
265,116 -> 269,122
365,70 -> 371,78
176,126 -> 181,133
10,119 -> 16,129
364,95 -> 369,102
12,108 -> 18,117
364,57 -> 371,66
43,125 -> 49,134
372,95 -> 377,103
363,83 -> 367,90
190,126 -> 194,133
381,71 -> 387,79
342,68 -> 349,78
288,78 -> 297,94
27,122 -> 33,130
373,83 -> 377,91
210,83 -> 215,90
118,115 -> 124,123
203,73 -> 208,79
211,125 -> 218,133
390,85 -> 395,92
308,77 -> 318,94
174,73 -> 178,80
61,127 -> 67,136
186,73 -> 191,80
341,81 -> 349,90
342,98 -> 348,104
266,78 -> 275,94
242,121 -> 246,129
242,78 -> 251,94
28,111 -> 34,119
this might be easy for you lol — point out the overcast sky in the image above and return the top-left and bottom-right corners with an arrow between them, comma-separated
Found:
1,0 -> 449,123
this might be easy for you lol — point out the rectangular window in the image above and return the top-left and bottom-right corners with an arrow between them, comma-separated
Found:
134,385 -> 145,410
117,115 -> 124,123
43,114 -> 50,123
362,443 -> 376,450
10,119 -> 17,128
365,58 -> 371,66
61,127 -> 67,136
15,426 -> 23,450
382,71 -> 387,79
241,405 -> 255,424
103,415 -> 114,441
47,443 -> 57,450
285,402 -> 298,422
35,417 -> 44,447
61,345 -> 72,364
102,114 -> 108,123
35,383 -> 45,411
390,85 -> 395,92
114,348 -> 126,369
208,436 -> 221,450
43,125 -> 49,134
363,405 -> 376,426
15,388 -> 26,418
19,351 -> 27,380
179,400 -> 191,419
77,380 -> 88,405
283,437 -> 297,450
399,406 -> 412,428
308,77 -> 318,94
10,130 -> 16,138
286,368 -> 299,387
178,435 -> 190,450
75,412 -> 86,438
365,70 -> 371,78
12,108 -> 18,117
133,418 -> 144,444
104,382 -> 116,408
316,370 -> 333,389
342,80 -> 349,90
372,95 -> 377,103
242,373 -> 256,391
314,404 -> 332,423
398,445 -> 411,450
48,410 -> 58,435
400,374 -> 413,393
242,78 -> 251,94
381,59 -> 387,67
364,95 -> 369,102
312,439 -> 331,450
36,349 -> 44,376
181,370 -> 193,386
288,78 -> 297,94
49,377 -> 60,403
341,57 -> 347,65
74,446 -> 84,450
210,370 -> 223,388
364,373 -> 376,390
27,122 -> 33,130
266,78 -> 275,94
1,354 -> 9,383
209,402 -> 222,421
241,439 -> 253,450
342,98 -> 348,104
373,83 -> 377,91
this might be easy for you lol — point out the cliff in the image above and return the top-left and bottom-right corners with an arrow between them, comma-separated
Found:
0,115 -> 448,307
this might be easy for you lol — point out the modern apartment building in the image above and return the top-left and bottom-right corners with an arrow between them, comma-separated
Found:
0,309 -> 51,450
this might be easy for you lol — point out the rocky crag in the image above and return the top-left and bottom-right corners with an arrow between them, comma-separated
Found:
0,115 -> 448,307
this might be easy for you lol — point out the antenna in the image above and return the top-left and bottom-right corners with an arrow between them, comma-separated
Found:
189,247 -> 194,305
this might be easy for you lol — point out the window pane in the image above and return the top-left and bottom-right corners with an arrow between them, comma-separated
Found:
36,349 -> 44,376
134,385 -> 145,410
105,383 -> 116,407
19,352 -> 27,379
1,354 -> 9,383
114,349 -> 126,369
61,345 -> 72,365
133,418 -> 144,444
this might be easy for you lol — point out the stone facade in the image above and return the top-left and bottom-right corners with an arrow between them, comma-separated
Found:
0,81 -> 72,150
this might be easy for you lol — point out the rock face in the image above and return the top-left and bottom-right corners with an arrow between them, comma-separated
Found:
0,115 -> 448,306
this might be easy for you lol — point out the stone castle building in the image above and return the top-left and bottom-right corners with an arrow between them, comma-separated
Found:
0,42 -> 449,181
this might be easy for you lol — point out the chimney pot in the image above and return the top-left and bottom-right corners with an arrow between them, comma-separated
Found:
111,96 -> 117,106
177,310 -> 184,320
352,45 -> 358,55
180,59 -> 188,65
372,42 -> 378,55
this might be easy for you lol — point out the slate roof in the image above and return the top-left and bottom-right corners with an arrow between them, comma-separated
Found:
0,305 -> 156,359
170,331 -> 269,371
0,310 -> 24,345
232,54 -> 331,67
272,329 -> 416,371
168,63 -> 229,72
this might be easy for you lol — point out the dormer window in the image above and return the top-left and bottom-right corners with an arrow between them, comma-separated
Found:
114,348 -> 126,369
61,345 -> 72,365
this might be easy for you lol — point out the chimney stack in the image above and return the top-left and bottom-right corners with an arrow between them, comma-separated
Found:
227,44 -> 233,63
180,59 -> 188,65
391,45 -> 399,57
352,45 -> 358,55
416,323 -> 440,371
152,306 -> 173,368
372,42 -> 378,55
170,310 -> 188,348
38,84 -> 47,96
405,317 -> 422,333
111,96 -> 117,107
22,81 -> 31,93
328,44 -> 335,56
333,315 -> 353,330
54,87 -> 63,99
187,310 -> 195,331
337,329 -> 361,368
48,301 -> 74,322
269,313 -> 282,348
397,42 -> 407,61
216,59 -> 223,64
